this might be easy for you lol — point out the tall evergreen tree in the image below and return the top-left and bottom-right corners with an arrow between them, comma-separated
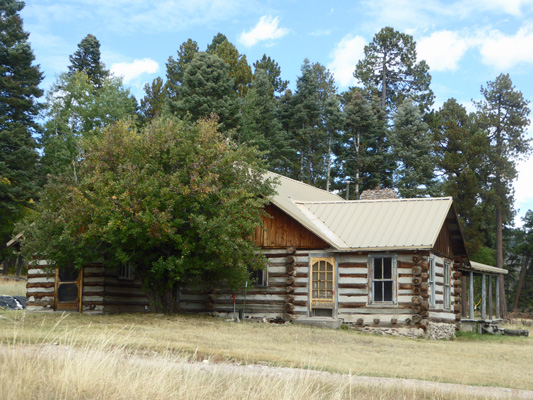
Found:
390,99 -> 438,198
68,34 -> 109,88
206,33 -> 229,53
475,73 -> 531,316
170,52 -> 240,132
210,40 -> 252,98
165,38 -> 199,108
139,77 -> 167,124
338,89 -> 392,198
240,69 -> 294,172
253,54 -> 289,96
354,27 -> 434,115
431,98 -> 488,253
0,0 -> 43,260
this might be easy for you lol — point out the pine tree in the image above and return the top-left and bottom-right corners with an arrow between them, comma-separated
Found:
210,40 -> 252,98
354,27 -> 434,115
253,54 -> 289,96
390,99 -> 438,198
139,77 -> 167,124
166,39 -> 199,109
171,52 -> 240,132
431,98 -> 488,253
68,34 -> 109,88
0,0 -> 43,260
475,73 -> 531,316
206,33 -> 229,53
240,69 -> 295,172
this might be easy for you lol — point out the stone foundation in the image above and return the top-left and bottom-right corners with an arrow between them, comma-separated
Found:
348,322 -> 456,340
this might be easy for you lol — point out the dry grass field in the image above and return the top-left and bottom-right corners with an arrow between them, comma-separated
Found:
0,277 -> 26,297
1,278 -> 532,399
0,309 -> 532,400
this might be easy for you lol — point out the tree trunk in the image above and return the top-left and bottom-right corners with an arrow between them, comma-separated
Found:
496,207 -> 508,317
512,255 -> 530,313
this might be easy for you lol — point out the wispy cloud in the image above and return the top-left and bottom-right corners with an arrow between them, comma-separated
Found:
110,58 -> 159,84
239,16 -> 288,47
327,34 -> 366,88
310,29 -> 332,37
477,25 -> 533,69
417,31 -> 470,72
23,0 -> 259,34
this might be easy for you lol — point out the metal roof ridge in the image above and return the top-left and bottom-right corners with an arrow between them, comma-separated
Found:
265,171 -> 343,200
294,197 -> 453,205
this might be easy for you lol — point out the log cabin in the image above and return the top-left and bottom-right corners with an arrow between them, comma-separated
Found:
24,171 -> 507,337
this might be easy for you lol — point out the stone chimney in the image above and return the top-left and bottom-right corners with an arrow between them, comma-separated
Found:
359,188 -> 398,200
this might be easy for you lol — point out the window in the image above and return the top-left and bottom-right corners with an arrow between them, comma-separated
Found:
370,255 -> 396,303
311,258 -> 334,302
119,264 -> 135,280
444,262 -> 451,309
249,268 -> 267,287
428,258 -> 436,307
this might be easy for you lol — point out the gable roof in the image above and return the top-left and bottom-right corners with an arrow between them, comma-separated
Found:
267,171 -> 467,255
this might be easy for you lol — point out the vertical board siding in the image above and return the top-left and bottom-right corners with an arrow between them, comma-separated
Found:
255,205 -> 329,249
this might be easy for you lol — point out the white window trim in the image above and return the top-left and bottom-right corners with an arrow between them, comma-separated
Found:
428,257 -> 436,307
368,254 -> 397,305
444,261 -> 451,309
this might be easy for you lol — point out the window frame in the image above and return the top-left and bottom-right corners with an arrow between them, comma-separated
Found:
368,254 -> 397,305
428,257 -> 436,307
249,267 -> 267,287
118,263 -> 135,281
444,261 -> 451,309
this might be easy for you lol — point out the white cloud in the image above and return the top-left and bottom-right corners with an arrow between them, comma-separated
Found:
310,29 -> 332,37
477,25 -> 533,70
417,31 -> 470,72
239,16 -> 288,47
327,34 -> 366,88
110,58 -> 159,84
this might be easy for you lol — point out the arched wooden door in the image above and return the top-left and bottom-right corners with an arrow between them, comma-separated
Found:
310,257 -> 335,317
54,267 -> 83,312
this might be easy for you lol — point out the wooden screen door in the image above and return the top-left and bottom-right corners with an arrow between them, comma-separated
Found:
310,257 -> 335,316
54,267 -> 83,312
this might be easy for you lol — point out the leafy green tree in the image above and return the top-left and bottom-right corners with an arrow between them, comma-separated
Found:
475,73 -> 531,316
390,99 -> 438,198
41,71 -> 137,178
139,76 -> 167,124
165,38 -> 199,107
431,98 -> 488,253
240,69 -> 295,172
20,117 -> 276,312
0,0 -> 43,260
253,54 -> 289,96
210,40 -> 253,98
354,27 -> 433,115
171,52 -> 240,132
68,34 -> 109,88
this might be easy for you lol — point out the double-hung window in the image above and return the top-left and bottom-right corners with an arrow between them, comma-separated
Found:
444,262 -> 451,309
428,258 -> 436,307
370,255 -> 396,304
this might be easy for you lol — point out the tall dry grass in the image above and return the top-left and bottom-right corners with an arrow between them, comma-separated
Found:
0,311 -> 532,399
0,332 -> 489,400
0,278 -> 26,297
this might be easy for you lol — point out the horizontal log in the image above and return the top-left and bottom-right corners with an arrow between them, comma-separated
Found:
412,314 -> 422,324
413,277 -> 422,285
287,246 -> 296,255
338,263 -> 366,269
412,296 -> 423,305
412,266 -> 422,276
399,283 -> 413,290
453,271 -> 462,280
284,303 -> 295,312
338,283 -> 367,289
339,274 -> 367,278
399,274 -> 413,278
26,282 -> 54,289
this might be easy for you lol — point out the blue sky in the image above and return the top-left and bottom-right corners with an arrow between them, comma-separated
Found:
21,0 -> 533,226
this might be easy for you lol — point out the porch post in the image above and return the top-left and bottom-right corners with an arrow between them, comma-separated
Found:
469,271 -> 474,319
488,275 -> 493,320
495,277 -> 500,319
481,273 -> 486,320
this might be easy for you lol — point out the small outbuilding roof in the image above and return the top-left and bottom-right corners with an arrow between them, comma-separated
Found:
464,261 -> 508,275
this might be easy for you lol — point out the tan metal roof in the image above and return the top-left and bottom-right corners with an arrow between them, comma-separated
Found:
293,197 -> 454,251
467,261 -> 508,275
265,171 -> 347,248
